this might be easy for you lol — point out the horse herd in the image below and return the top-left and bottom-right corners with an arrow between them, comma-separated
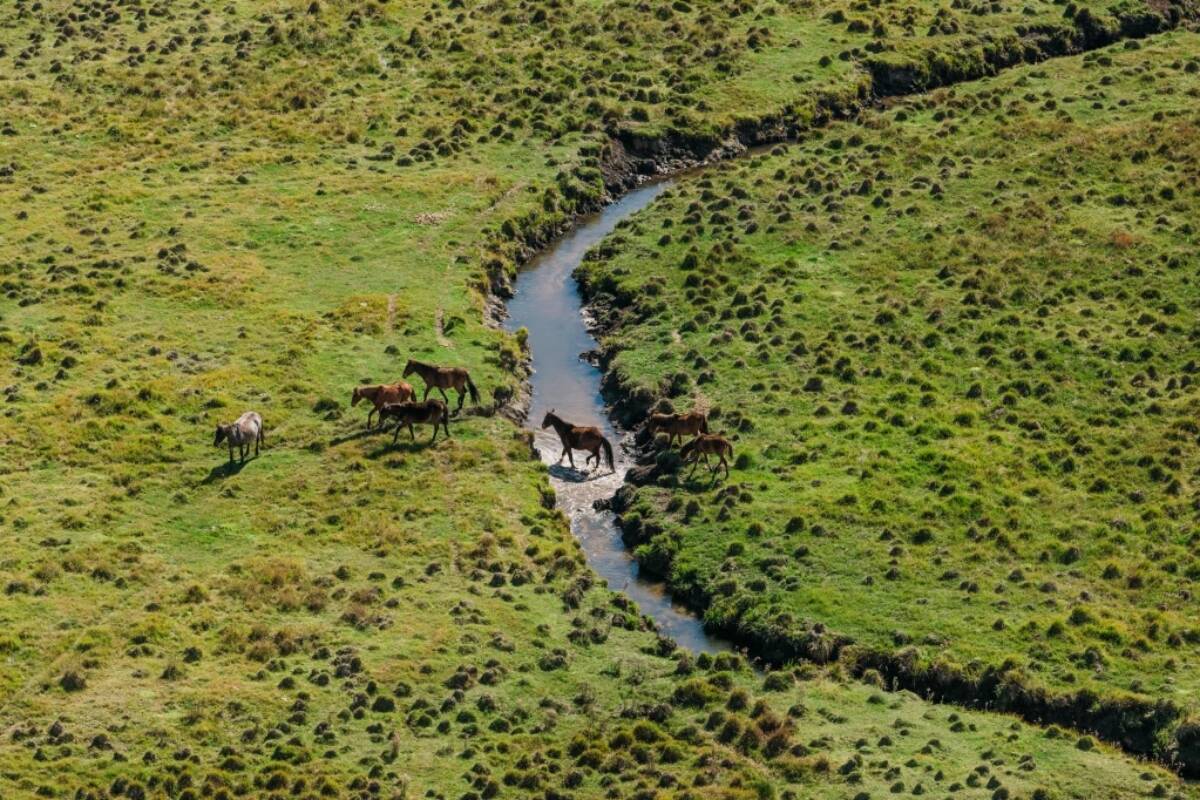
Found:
213,359 -> 734,479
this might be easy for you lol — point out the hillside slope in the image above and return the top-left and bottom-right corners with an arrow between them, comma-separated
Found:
578,29 -> 1200,771
1,0 -> 1197,797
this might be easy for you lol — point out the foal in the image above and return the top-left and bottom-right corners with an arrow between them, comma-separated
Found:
214,411 -> 264,464
351,381 -> 415,428
379,399 -> 450,445
402,359 -> 479,412
541,409 -> 614,472
679,433 -> 733,480
646,410 -> 708,446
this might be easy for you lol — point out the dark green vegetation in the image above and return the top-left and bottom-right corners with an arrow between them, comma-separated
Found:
1,0 -> 1197,797
578,30 -> 1200,771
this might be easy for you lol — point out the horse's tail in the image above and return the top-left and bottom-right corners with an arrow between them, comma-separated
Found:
465,374 -> 479,404
601,437 -> 614,471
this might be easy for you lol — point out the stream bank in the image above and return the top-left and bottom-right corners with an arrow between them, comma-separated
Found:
504,180 -> 737,655
487,11 -> 1200,776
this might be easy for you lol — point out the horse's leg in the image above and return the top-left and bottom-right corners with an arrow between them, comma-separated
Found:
229,441 -> 235,464
423,385 -> 432,401
367,406 -> 376,428
392,422 -> 401,444
558,443 -> 567,464
438,386 -> 450,406
429,421 -> 439,444
456,387 -> 465,411
566,447 -> 576,469
409,422 -> 416,441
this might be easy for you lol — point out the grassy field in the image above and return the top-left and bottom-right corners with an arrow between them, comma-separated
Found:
1,0 -> 1198,797
578,30 -> 1200,769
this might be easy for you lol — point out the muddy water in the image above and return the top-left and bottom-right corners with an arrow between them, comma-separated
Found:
505,180 -> 734,654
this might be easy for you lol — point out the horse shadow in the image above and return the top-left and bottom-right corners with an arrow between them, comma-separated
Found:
329,426 -> 387,447
202,457 -> 255,483
678,469 -> 725,489
548,463 -> 615,483
365,438 -> 440,460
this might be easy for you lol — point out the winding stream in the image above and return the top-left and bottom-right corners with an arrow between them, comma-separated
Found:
505,180 -> 735,655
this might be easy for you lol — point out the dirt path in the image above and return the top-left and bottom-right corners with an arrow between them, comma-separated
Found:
434,308 -> 451,347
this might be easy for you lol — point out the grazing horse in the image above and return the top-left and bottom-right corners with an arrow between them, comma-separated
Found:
214,411 -> 264,464
679,433 -> 733,480
646,410 -> 709,446
351,381 -> 415,428
403,359 -> 479,412
380,399 -> 450,444
541,409 -> 614,471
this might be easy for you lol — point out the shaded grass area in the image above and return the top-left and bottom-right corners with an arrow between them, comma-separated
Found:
0,0 -> 1197,797
577,31 -> 1200,771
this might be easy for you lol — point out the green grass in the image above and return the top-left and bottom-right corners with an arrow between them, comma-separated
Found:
0,0 -> 1197,797
577,30 -> 1200,768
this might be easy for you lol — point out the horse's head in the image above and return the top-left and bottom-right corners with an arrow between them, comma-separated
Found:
646,415 -> 664,432
540,409 -> 556,429
213,425 -> 229,447
402,359 -> 416,377
350,386 -> 363,406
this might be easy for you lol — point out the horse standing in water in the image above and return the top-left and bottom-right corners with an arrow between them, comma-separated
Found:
646,410 -> 708,446
351,381 -> 415,428
380,399 -> 450,445
214,411 -> 264,464
403,359 -> 479,412
679,433 -> 733,480
541,410 -> 614,472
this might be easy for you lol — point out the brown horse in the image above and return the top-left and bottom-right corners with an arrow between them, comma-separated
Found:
403,359 -> 479,411
541,409 -> 614,471
214,411 -> 264,464
351,381 -> 415,428
679,433 -> 733,480
380,399 -> 450,444
646,410 -> 708,446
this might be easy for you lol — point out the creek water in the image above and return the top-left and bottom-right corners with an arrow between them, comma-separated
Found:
505,179 -> 735,655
